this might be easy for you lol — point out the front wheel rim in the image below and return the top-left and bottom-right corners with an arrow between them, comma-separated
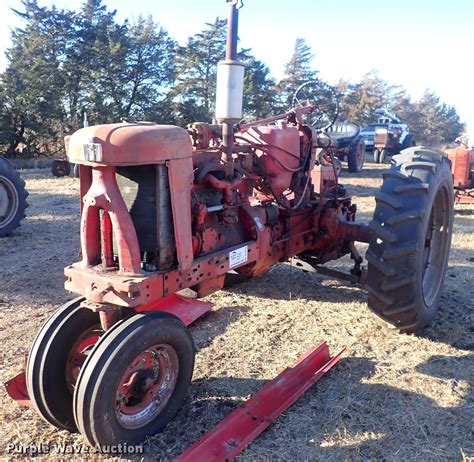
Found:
65,324 -> 103,393
422,183 -> 451,307
115,343 -> 179,429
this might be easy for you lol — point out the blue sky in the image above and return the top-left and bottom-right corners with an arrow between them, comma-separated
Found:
1,0 -> 473,132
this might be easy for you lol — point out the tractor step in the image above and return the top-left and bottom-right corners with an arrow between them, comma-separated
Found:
176,341 -> 343,461
135,293 -> 212,325
4,295 -> 212,408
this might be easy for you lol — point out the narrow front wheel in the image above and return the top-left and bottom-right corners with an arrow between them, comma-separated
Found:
73,312 -> 195,448
26,297 -> 101,431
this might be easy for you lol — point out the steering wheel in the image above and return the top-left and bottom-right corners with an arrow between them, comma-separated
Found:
292,79 -> 339,130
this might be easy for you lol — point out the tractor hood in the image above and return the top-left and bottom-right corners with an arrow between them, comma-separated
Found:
66,122 -> 192,166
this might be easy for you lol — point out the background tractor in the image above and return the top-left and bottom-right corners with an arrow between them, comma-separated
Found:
443,134 -> 474,203
293,79 -> 365,173
6,0 -> 454,453
293,80 -> 366,173
327,121 -> 366,173
0,155 -> 28,237
370,108 -> 416,163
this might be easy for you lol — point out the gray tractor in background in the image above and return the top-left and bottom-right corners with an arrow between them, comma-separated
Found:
361,109 -> 416,163
328,121 -> 366,173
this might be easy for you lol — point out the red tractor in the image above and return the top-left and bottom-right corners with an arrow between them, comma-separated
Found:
444,136 -> 474,203
6,1 -> 454,453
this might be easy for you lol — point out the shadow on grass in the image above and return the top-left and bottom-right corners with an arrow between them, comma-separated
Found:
118,353 -> 473,460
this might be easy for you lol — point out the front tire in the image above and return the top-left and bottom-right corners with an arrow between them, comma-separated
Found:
366,147 -> 454,333
26,297 -> 101,431
73,312 -> 195,448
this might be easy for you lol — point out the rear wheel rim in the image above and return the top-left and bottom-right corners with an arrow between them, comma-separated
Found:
0,175 -> 19,228
422,183 -> 451,307
115,343 -> 179,429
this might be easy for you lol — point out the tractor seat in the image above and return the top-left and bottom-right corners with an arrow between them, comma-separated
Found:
327,122 -> 361,149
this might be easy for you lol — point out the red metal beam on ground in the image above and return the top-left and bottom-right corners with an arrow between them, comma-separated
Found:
175,341 -> 344,462
5,371 -> 32,408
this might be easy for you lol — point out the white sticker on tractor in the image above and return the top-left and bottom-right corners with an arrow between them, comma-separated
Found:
229,246 -> 248,268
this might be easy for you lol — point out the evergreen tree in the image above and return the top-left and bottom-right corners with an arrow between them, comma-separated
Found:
71,0 -> 128,124
123,15 -> 176,120
241,55 -> 278,121
1,0 -> 71,155
278,38 -> 318,110
336,71 -> 404,126
0,0 -> 178,153
413,91 -> 464,145
0,5 -> 465,155
172,18 -> 227,125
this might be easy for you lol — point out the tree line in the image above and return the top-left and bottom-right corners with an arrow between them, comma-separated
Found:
0,0 -> 465,157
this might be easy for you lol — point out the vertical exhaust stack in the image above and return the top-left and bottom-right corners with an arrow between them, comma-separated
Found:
215,0 -> 245,175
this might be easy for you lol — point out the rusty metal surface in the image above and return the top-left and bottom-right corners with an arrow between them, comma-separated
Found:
156,163 -> 175,271
168,157 -> 194,271
136,294 -> 212,326
446,146 -> 474,189
68,123 -> 192,166
175,342 -> 343,461
239,125 -> 300,196
286,257 -> 365,284
80,166 -> 142,275
65,241 -> 259,307
5,372 -> 32,408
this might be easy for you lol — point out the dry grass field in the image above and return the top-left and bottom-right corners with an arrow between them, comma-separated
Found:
0,156 -> 473,461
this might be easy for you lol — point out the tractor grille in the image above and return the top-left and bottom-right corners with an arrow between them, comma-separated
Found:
375,133 -> 388,145
116,165 -> 175,270
117,165 -> 158,253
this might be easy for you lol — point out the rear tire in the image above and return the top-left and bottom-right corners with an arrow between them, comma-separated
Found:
366,147 -> 454,333
0,157 -> 28,237
402,133 -> 416,150
347,137 -> 365,173
73,312 -> 195,448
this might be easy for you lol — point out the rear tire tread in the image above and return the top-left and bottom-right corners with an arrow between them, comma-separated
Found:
366,149 -> 454,333
374,192 -> 403,209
